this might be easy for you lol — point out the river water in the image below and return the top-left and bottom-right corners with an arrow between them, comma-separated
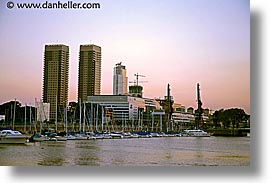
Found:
0,136 -> 250,166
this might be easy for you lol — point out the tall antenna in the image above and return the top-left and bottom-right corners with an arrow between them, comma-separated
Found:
196,83 -> 203,129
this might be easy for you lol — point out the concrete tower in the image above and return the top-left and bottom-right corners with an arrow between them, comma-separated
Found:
113,62 -> 128,95
43,44 -> 69,121
78,44 -> 102,102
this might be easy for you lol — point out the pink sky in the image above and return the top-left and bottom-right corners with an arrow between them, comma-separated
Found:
0,0 -> 250,113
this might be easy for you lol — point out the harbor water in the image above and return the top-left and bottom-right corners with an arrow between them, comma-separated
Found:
0,136 -> 250,166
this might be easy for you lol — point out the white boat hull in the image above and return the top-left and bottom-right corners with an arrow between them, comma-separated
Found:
188,134 -> 211,137
56,136 -> 67,141
184,129 -> 211,137
110,134 -> 123,139
75,136 -> 89,140
0,135 -> 28,144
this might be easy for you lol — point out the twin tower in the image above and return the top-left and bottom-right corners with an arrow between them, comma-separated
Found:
42,44 -> 101,121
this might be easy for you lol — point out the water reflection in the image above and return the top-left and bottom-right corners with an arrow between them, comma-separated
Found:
66,141 -> 100,166
0,137 -> 250,166
37,142 -> 66,166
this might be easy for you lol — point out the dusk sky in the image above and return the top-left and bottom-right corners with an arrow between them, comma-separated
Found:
0,0 -> 250,113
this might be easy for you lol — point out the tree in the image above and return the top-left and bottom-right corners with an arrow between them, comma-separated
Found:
212,108 -> 249,129
0,100 -> 22,123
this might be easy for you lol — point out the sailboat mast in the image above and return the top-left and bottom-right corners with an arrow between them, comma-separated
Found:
79,98 -> 82,132
122,112 -> 124,132
101,105 -> 104,132
29,104 -> 32,132
138,110 -> 141,131
34,99 -> 37,133
90,103 -> 93,132
132,118 -> 134,131
55,96 -> 58,132
160,114 -> 162,132
96,104 -> 98,132
10,104 -> 12,125
83,102 -> 86,132
24,104 -> 27,133
151,112 -> 154,132
141,111 -> 143,131
65,102 -> 68,134
12,98 -> 16,130
40,100 -> 43,134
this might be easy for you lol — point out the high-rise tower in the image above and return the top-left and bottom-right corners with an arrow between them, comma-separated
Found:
43,44 -> 69,121
113,62 -> 128,95
78,44 -> 102,102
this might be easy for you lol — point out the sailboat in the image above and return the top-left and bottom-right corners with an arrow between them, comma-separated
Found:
56,102 -> 68,141
31,99 -> 51,142
74,99 -> 89,140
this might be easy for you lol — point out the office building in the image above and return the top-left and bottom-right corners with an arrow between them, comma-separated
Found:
113,62 -> 128,95
43,44 -> 69,121
87,95 -> 163,123
78,44 -> 102,102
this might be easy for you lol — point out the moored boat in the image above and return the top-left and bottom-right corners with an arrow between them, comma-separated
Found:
150,132 -> 161,137
31,133 -> 50,142
75,135 -> 89,140
136,131 -> 152,138
56,136 -> 67,141
129,132 -> 139,138
110,132 -> 124,139
0,130 -> 29,144
184,129 -> 211,137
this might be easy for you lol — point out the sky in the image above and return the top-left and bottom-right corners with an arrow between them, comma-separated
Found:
0,0 -> 250,113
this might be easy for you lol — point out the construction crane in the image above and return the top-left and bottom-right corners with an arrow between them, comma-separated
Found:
129,73 -> 147,86
134,73 -> 145,86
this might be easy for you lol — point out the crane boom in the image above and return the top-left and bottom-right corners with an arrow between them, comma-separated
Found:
134,73 -> 146,86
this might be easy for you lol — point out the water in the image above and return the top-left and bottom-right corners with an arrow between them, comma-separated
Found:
0,137 -> 250,166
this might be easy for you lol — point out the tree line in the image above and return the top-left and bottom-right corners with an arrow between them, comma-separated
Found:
212,108 -> 250,128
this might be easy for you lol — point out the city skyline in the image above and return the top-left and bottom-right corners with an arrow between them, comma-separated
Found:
0,0 -> 250,113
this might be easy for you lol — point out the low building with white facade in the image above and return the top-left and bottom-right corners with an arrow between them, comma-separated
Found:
87,95 -> 162,121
